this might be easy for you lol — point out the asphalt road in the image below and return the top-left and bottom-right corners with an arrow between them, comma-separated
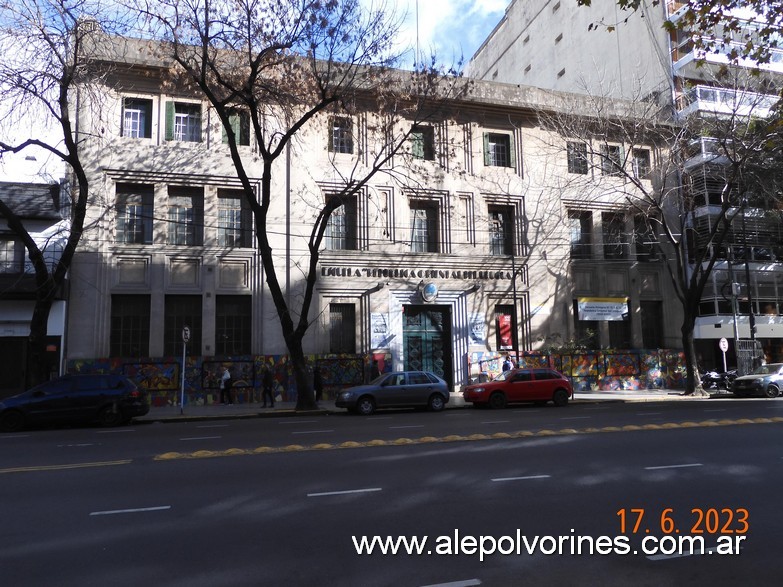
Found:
1,401 -> 781,586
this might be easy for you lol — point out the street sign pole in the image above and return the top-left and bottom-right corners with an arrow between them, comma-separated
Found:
180,326 -> 191,414
719,337 -> 729,373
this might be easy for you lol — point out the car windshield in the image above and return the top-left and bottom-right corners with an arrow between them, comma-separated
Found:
753,363 -> 783,375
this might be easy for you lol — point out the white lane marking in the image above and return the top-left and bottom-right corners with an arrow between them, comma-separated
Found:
491,475 -> 551,482
292,430 -> 335,435
278,420 -> 319,425
308,487 -> 382,497
703,409 -> 727,413
636,412 -> 663,416
196,424 -> 229,428
420,580 -> 482,587
57,443 -> 95,447
95,429 -> 136,434
644,463 -> 703,471
180,436 -> 222,441
559,416 -> 591,420
90,505 -> 171,516
481,420 -> 510,424
389,425 -> 424,429
584,407 -> 611,410
647,545 -> 730,560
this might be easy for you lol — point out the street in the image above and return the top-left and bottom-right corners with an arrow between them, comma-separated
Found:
1,400 -> 782,586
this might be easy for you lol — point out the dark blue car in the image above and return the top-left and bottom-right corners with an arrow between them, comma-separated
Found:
0,374 -> 149,432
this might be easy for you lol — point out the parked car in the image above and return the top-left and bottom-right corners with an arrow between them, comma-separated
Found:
462,368 -> 573,408
0,374 -> 150,432
731,363 -> 783,398
335,371 -> 450,415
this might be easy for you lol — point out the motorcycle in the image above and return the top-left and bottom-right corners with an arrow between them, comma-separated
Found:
700,370 -> 737,391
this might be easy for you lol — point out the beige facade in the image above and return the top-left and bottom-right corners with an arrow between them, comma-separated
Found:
65,38 -> 678,390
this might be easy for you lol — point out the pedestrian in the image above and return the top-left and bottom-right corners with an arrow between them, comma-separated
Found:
314,367 -> 323,402
220,367 -> 233,405
262,367 -> 275,408
502,356 -> 513,372
370,360 -> 382,381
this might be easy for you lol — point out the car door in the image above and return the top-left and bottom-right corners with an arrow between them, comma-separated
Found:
72,375 -> 110,418
403,371 -> 438,406
506,370 -> 534,401
376,373 -> 408,407
24,377 -> 76,423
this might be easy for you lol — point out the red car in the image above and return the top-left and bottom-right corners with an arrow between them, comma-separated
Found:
462,368 -> 573,409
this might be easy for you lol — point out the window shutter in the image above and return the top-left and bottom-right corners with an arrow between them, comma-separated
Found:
120,99 -> 127,137
508,134 -> 517,169
327,118 -> 334,152
411,130 -> 424,159
164,102 -> 174,141
483,133 -> 490,166
223,113 -> 241,144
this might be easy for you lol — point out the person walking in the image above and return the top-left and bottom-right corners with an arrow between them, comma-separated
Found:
220,367 -> 233,405
502,356 -> 513,372
314,368 -> 323,403
262,367 -> 275,408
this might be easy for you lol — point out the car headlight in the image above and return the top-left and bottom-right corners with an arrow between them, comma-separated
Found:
340,392 -> 354,400
471,387 -> 486,393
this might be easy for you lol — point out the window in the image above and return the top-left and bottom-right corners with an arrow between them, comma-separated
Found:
164,295 -> 202,356
116,183 -> 153,245
569,210 -> 592,259
223,109 -> 251,146
329,116 -> 353,154
330,303 -> 356,353
410,202 -> 439,253
488,206 -> 514,256
640,301 -> 663,348
573,300 -> 599,348
165,102 -> 202,142
634,215 -> 658,261
567,141 -> 589,174
603,212 -> 627,259
632,148 -> 651,179
167,187 -> 203,246
325,195 -> 358,250
601,144 -> 624,176
110,295 -> 150,357
122,98 -> 152,139
215,295 -> 251,355
495,304 -> 516,350
484,132 -> 514,167
411,125 -> 435,160
608,319 -> 631,348
0,239 -> 22,273
218,190 -> 252,247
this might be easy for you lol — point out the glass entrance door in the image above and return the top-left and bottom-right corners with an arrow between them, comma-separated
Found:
403,305 -> 452,388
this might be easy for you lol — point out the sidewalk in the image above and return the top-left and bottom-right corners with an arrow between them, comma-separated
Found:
138,388 -> 706,424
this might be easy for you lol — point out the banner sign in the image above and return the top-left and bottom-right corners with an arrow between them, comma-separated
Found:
577,297 -> 628,321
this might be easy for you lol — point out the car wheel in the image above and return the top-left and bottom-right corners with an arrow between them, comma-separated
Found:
98,405 -> 124,427
0,410 -> 25,433
553,389 -> 569,407
428,394 -> 446,412
356,396 -> 376,416
488,392 -> 507,409
765,385 -> 780,399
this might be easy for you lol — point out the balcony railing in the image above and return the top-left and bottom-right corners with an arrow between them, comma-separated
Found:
676,84 -> 779,117
673,37 -> 783,75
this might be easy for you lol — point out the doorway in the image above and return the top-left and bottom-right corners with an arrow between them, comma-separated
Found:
402,305 -> 452,389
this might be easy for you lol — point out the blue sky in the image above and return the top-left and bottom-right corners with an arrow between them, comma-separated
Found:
391,0 -> 509,69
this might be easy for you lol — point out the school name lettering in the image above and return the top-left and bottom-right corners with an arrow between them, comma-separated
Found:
320,266 -> 514,280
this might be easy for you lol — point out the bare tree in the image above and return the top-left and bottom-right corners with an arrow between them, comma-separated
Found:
125,0 -> 465,409
0,0 -> 131,387
535,77 -> 782,394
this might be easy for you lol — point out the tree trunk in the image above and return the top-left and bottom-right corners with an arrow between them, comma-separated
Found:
286,335 -> 317,411
680,310 -> 707,396
25,294 -> 55,389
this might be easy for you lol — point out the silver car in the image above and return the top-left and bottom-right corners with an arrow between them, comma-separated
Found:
335,371 -> 450,415
731,363 -> 783,398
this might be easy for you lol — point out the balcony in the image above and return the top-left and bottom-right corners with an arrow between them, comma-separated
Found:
676,84 -> 779,118
673,37 -> 783,77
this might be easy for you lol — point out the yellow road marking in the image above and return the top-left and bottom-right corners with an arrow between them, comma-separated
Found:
154,417 -> 783,461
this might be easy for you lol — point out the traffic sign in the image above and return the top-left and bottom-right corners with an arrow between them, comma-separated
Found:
718,337 -> 729,352
182,326 -> 191,343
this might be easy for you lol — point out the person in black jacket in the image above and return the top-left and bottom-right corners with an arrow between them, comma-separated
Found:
314,368 -> 323,402
262,367 -> 275,408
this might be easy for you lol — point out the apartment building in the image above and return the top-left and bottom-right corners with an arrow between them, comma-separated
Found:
467,0 -> 783,370
63,33 -> 678,396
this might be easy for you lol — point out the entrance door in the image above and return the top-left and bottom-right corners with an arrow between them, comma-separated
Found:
403,305 -> 452,388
